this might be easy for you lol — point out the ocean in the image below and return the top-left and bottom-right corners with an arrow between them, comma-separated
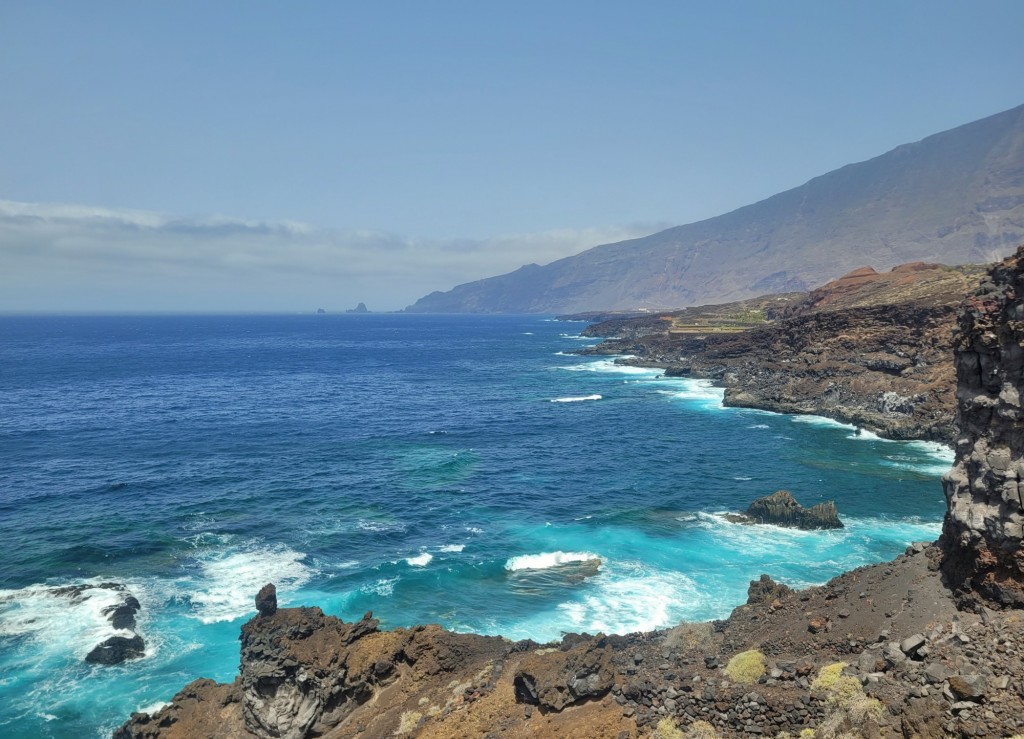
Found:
0,314 -> 952,738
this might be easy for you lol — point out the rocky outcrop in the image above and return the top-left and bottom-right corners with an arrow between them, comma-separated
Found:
746,574 -> 794,605
742,490 -> 844,530
941,246 -> 1024,608
255,582 -> 277,617
513,639 -> 614,711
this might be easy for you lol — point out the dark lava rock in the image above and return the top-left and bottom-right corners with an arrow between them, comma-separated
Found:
747,574 -> 794,605
255,583 -> 277,617
103,596 -> 142,630
746,490 -> 844,530
86,635 -> 145,665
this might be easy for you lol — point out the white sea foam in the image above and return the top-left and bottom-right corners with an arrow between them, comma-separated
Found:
748,424 -> 770,429
734,476 -> 753,481
439,544 -> 465,553
137,701 -> 170,717
0,580 -> 137,659
357,519 -> 407,533
556,564 -> 698,634
465,526 -> 484,534
559,358 -> 661,376
187,542 -> 313,623
361,577 -> 398,597
505,551 -> 602,572
661,379 -> 725,409
791,415 -> 857,430
405,552 -> 433,567
550,394 -> 602,403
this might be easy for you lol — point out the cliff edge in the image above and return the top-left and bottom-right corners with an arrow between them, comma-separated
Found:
941,246 -> 1024,608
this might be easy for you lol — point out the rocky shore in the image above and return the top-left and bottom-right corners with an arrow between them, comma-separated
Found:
575,262 -> 987,442
115,251 -> 1024,738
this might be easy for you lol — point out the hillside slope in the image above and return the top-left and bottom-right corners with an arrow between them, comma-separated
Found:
407,104 -> 1024,313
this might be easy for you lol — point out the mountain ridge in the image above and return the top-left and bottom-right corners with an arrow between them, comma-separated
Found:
407,103 -> 1024,313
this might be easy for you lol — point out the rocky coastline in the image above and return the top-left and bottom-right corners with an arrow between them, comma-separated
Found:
115,252 -> 1024,738
575,263 -> 987,443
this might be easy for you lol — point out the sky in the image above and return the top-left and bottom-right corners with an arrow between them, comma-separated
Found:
2,1 -> 1023,312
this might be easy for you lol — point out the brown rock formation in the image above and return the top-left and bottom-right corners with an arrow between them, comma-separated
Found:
941,246 -> 1024,608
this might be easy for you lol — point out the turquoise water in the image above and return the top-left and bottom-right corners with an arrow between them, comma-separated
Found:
0,315 -> 950,737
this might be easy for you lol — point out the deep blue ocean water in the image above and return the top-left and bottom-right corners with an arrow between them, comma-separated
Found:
0,314 -> 952,737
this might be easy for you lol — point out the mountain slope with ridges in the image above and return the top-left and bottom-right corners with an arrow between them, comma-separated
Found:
407,104 -> 1024,313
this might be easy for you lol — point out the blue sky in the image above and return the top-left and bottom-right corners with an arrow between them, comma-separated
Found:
2,1 -> 1023,311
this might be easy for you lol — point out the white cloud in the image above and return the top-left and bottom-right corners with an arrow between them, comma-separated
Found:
0,199 -> 664,312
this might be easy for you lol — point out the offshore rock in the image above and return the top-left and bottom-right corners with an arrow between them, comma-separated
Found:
941,245 -> 1024,608
85,634 -> 145,665
745,490 -> 844,530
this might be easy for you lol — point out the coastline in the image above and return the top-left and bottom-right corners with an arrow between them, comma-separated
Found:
116,543 -> 1024,738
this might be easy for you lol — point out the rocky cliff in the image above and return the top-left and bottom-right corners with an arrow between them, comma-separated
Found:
579,262 -> 986,441
941,246 -> 1024,608
408,103 -> 1024,314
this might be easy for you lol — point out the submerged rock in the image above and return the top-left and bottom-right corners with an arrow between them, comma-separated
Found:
743,490 -> 844,530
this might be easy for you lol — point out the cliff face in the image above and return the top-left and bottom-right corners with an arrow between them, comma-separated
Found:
941,247 -> 1024,607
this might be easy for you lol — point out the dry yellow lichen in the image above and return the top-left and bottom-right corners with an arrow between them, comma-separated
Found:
724,649 -> 766,684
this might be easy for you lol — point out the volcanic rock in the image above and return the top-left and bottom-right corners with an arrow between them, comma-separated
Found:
941,245 -> 1024,608
86,635 -> 145,665
513,639 -> 614,711
744,490 -> 843,530
255,582 -> 277,617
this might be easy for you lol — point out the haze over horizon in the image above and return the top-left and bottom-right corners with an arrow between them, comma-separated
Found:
2,1 -> 1024,312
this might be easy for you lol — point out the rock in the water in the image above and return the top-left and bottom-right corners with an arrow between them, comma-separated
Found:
745,490 -> 844,530
86,635 -> 145,665
103,596 -> 142,630
255,583 -> 277,617
941,245 -> 1024,608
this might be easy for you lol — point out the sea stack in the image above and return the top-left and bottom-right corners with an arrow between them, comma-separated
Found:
745,490 -> 844,530
255,583 -> 277,617
941,245 -> 1024,608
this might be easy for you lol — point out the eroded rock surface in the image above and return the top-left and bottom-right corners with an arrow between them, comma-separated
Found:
941,246 -> 1024,608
